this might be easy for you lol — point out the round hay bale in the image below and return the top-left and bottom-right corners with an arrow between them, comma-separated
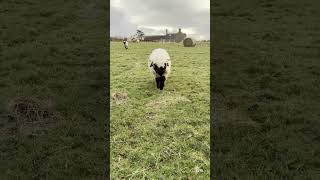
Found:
183,38 -> 196,47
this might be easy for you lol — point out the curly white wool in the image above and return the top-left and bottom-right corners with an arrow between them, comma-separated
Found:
148,48 -> 171,78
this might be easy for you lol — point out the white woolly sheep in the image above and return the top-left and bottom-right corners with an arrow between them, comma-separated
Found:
148,48 -> 171,90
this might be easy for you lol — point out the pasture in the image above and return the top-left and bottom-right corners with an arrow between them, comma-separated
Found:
0,0 -> 107,178
110,42 -> 210,178
212,0 -> 320,179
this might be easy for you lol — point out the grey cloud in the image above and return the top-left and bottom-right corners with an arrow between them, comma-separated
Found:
110,7 -> 137,37
111,0 -> 209,40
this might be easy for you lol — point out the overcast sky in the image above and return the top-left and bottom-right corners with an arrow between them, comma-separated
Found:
110,0 -> 210,40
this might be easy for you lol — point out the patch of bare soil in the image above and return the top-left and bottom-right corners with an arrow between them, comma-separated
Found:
112,92 -> 128,105
0,97 -> 61,137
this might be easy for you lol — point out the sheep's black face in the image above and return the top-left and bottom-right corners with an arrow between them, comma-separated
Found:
153,64 -> 166,76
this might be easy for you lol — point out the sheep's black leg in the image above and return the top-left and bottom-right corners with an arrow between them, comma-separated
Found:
155,78 -> 160,89
159,76 -> 166,90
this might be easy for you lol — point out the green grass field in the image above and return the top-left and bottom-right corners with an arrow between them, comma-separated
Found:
110,42 -> 210,179
2,0 -> 319,179
212,0 -> 320,179
0,1 -> 107,178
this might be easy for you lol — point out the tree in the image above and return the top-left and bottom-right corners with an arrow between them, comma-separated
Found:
136,29 -> 144,40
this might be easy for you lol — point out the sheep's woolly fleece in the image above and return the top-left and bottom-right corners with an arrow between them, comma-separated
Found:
148,48 -> 171,67
148,48 -> 171,78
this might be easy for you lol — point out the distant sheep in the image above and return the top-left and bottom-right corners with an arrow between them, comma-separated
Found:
148,48 -> 171,90
123,39 -> 128,49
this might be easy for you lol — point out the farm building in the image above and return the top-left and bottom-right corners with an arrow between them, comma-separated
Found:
110,37 -> 125,41
143,28 -> 187,43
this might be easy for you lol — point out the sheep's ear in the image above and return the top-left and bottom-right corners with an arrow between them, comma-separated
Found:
150,62 -> 153,67
165,63 -> 169,67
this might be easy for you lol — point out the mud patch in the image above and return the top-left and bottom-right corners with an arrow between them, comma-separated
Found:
112,92 -> 128,105
0,97 -> 61,137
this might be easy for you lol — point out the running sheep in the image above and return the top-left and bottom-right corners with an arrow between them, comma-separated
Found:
148,48 -> 171,90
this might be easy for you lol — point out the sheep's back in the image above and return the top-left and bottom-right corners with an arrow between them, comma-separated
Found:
149,48 -> 170,64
